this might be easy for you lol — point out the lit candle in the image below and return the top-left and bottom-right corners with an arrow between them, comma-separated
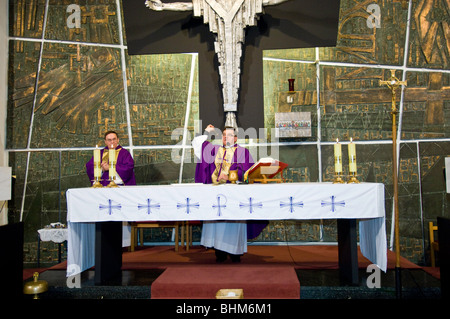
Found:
93,145 -> 101,178
334,139 -> 342,173
109,146 -> 116,179
348,138 -> 357,173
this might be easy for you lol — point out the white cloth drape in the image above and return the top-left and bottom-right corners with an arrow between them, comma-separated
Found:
66,182 -> 387,276
201,221 -> 247,255
67,222 -> 95,277
67,183 -> 385,222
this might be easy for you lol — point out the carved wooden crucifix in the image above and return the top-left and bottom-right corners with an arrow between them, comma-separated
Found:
123,0 -> 340,132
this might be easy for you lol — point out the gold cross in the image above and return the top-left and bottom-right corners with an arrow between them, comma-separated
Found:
379,70 -> 407,113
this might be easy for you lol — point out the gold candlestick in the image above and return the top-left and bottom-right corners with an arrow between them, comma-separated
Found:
107,177 -> 118,188
92,176 -> 103,188
347,172 -> 360,184
333,172 -> 345,184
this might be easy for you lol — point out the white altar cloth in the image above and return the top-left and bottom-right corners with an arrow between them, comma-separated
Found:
66,182 -> 387,276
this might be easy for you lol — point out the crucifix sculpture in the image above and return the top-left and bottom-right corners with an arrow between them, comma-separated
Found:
145,0 -> 289,128
123,0 -> 340,132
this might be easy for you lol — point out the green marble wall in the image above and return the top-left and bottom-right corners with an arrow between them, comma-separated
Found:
6,0 -> 450,266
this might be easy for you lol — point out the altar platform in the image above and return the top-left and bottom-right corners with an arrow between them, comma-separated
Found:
23,244 -> 441,300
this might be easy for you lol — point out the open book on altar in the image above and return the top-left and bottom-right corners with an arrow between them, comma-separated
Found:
243,157 -> 288,183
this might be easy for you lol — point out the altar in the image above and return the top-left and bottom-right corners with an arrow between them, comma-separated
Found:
66,182 -> 387,284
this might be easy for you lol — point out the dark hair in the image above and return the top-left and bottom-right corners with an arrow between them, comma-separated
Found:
104,130 -> 119,139
222,126 -> 237,136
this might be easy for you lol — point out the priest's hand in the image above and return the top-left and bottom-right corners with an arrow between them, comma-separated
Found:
101,161 -> 109,171
218,171 -> 228,182
145,0 -> 163,11
205,124 -> 215,133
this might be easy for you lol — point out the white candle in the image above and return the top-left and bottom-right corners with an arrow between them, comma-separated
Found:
109,147 -> 116,179
94,145 -> 101,178
334,139 -> 342,173
348,138 -> 357,173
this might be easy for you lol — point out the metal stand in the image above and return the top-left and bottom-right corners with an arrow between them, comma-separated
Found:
95,222 -> 123,285
337,219 -> 358,285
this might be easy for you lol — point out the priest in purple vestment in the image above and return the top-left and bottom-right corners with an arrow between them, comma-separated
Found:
86,131 -> 136,186
193,124 -> 267,262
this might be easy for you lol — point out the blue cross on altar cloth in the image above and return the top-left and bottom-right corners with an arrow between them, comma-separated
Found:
98,199 -> 122,215
239,197 -> 263,214
138,198 -> 160,215
280,196 -> 304,213
212,194 -> 227,217
177,198 -> 200,214
321,195 -> 346,212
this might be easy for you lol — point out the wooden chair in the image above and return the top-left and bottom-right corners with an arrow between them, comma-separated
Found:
429,221 -> 439,267
130,221 -> 181,252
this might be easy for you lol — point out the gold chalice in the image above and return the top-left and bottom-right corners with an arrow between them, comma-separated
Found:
229,170 -> 238,184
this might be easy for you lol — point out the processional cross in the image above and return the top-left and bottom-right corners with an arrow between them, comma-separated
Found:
379,70 -> 407,298
145,0 -> 289,127
379,70 -> 407,115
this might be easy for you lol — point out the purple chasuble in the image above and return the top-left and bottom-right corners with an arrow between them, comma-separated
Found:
195,140 -> 268,239
86,145 -> 136,187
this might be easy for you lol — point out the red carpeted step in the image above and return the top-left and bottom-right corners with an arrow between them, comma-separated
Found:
151,265 -> 300,299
